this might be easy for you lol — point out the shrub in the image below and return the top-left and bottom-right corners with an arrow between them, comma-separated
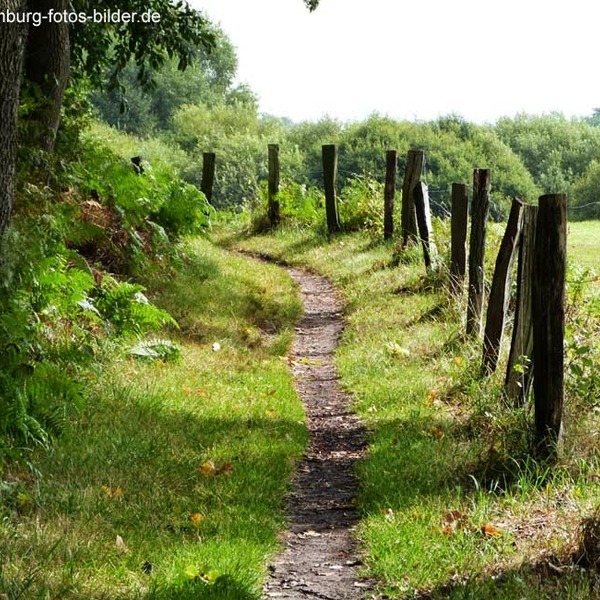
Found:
338,176 -> 384,232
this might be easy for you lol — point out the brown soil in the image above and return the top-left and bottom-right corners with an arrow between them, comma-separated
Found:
264,268 -> 375,600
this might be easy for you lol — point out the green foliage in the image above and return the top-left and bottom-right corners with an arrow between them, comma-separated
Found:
89,28 -> 243,135
94,276 -> 177,336
70,129 -> 211,251
572,161 -> 600,220
172,103 -> 294,209
1,120 -> 207,463
496,113 -> 600,199
259,181 -> 324,228
338,175 -> 384,232
128,338 -> 181,361
0,207 -> 178,460
170,110 -> 539,218
565,268 -> 600,404
71,0 -> 216,92
158,181 -> 213,237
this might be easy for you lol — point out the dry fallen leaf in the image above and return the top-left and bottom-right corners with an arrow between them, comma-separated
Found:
217,461 -> 234,475
481,523 -> 503,536
189,513 -> 205,527
441,510 -> 469,534
198,460 -> 217,477
101,485 -> 122,499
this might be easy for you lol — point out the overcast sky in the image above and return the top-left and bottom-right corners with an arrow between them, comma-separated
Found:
192,0 -> 600,124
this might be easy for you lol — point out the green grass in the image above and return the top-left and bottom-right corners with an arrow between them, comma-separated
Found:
0,238 -> 306,599
568,221 -> 600,274
220,217 -> 600,598
3,214 -> 599,599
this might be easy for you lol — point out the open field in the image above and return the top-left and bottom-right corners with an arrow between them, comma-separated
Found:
569,220 -> 600,276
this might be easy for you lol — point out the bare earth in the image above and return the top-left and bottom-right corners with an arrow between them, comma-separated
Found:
264,268 -> 374,600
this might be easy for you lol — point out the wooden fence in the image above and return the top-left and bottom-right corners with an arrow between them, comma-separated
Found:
198,145 -> 567,461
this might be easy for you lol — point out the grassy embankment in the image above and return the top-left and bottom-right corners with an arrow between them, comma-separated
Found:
0,239 -> 306,599
219,217 -> 600,599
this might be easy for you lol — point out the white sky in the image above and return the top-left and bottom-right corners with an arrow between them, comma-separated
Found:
192,0 -> 600,124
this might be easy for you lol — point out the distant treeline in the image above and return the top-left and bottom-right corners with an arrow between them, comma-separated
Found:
91,39 -> 600,220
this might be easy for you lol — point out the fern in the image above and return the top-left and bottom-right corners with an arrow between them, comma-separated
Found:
94,276 -> 178,335
128,338 -> 181,362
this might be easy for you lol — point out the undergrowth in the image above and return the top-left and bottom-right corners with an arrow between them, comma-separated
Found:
1,122 -> 210,465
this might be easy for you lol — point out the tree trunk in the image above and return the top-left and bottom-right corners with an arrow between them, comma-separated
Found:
0,0 -> 28,234
24,0 -> 70,152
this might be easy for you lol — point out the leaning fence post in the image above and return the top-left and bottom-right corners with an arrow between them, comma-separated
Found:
268,144 -> 280,227
383,149 -> 397,240
201,152 -> 216,205
533,194 -> 567,461
450,183 -> 469,295
401,149 -> 424,246
322,144 -> 341,233
505,204 -> 538,405
482,198 -> 525,374
466,169 -> 491,337
413,182 -> 436,270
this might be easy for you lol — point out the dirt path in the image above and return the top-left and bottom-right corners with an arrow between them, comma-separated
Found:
264,268 -> 374,600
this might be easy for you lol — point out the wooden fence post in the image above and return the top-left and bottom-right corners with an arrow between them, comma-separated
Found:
201,152 -> 216,205
413,182 -> 436,269
482,198 -> 525,374
466,169 -> 491,337
268,144 -> 280,227
322,144 -> 341,233
450,183 -> 469,295
533,194 -> 567,461
401,149 -> 424,246
383,149 -> 397,240
505,204 -> 538,405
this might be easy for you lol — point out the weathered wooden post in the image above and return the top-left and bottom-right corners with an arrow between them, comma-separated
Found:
201,152 -> 216,205
383,149 -> 397,240
505,204 -> 538,405
401,150 -> 424,246
450,183 -> 469,295
466,169 -> 491,337
413,182 -> 436,270
268,144 -> 280,227
322,144 -> 341,233
533,194 -> 567,461
482,198 -> 525,374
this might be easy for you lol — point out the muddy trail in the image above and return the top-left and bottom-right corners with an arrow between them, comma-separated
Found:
264,268 -> 374,600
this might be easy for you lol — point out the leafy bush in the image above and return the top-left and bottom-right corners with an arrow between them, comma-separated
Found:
572,161 -> 600,220
338,176 -> 384,232
260,181 -> 324,227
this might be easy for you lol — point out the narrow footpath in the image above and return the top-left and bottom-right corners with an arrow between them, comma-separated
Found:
264,268 -> 373,600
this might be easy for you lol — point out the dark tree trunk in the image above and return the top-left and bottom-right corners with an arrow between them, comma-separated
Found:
0,0 -> 28,234
24,0 -> 70,152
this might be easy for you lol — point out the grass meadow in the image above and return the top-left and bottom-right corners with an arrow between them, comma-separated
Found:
222,216 -> 600,598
